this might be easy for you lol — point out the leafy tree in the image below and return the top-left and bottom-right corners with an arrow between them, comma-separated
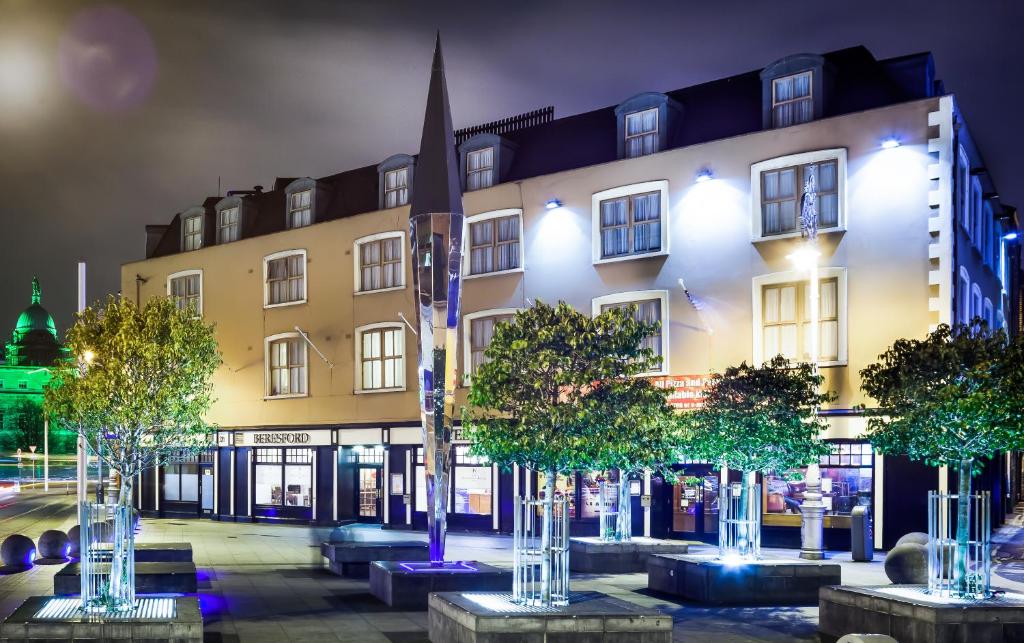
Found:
464,300 -> 678,597
44,295 -> 220,606
859,322 -> 1024,595
10,400 -> 44,452
682,356 -> 834,556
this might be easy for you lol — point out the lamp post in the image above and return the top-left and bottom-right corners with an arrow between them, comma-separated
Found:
789,170 -> 826,561
76,261 -> 87,505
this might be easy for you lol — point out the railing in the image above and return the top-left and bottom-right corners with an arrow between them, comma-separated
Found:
719,481 -> 761,560
513,496 -> 569,607
927,490 -> 991,599
454,106 -> 554,145
80,501 -> 135,612
598,481 -> 619,542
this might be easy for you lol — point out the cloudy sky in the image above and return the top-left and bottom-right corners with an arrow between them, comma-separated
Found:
0,0 -> 1021,335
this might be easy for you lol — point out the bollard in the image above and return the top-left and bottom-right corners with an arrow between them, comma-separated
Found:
851,505 -> 873,561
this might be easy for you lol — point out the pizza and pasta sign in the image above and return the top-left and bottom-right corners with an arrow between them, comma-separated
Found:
649,374 -> 713,410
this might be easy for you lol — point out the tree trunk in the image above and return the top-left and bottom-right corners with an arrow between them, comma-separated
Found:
737,471 -> 756,558
108,475 -> 135,609
955,457 -> 974,596
616,471 -> 632,542
541,470 -> 555,605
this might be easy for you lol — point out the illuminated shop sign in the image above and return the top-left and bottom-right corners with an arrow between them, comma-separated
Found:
232,429 -> 333,447
649,374 -> 713,410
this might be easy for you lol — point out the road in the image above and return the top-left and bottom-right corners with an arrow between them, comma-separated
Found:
0,487 -> 79,541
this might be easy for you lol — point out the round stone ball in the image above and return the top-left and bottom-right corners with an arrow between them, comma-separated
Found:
1,534 -> 36,568
894,532 -> 929,548
884,542 -> 928,584
37,530 -> 70,559
66,525 -> 81,557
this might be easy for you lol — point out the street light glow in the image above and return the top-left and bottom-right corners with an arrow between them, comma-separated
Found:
81,350 -> 95,364
786,247 -> 821,269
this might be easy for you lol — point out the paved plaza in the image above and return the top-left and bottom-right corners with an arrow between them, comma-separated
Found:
1,491 -> 1024,642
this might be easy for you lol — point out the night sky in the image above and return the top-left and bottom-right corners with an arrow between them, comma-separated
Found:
1,0 -> 1021,337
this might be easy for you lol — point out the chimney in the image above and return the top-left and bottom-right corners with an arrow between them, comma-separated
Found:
145,224 -> 169,258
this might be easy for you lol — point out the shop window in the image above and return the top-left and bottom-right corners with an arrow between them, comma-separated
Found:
453,446 -> 491,515
163,456 -> 199,502
537,471 -> 577,519
414,448 -> 426,512
763,442 -> 873,528
253,448 -> 313,507
578,471 -> 604,520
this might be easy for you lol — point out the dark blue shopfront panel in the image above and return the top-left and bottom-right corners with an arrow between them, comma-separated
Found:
234,447 -> 249,520
316,446 -> 334,523
387,447 -> 409,524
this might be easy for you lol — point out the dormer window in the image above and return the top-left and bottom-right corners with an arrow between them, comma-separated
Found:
217,206 -> 240,244
466,147 -> 494,191
182,214 -> 203,251
771,71 -> 813,128
384,167 -> 409,208
288,190 -> 312,228
624,108 -> 658,158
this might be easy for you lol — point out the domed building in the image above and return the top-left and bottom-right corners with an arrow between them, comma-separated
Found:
0,277 -> 71,454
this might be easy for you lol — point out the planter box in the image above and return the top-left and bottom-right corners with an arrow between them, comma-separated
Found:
134,542 -> 193,563
321,541 -> 429,577
647,553 -> 840,605
54,561 -> 198,595
0,596 -> 202,642
369,561 -> 512,610
569,537 -> 689,573
428,591 -> 672,643
819,584 -> 1024,643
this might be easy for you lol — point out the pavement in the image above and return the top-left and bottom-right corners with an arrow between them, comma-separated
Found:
0,489 -> 1022,642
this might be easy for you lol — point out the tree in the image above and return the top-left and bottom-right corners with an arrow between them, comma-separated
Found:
682,356 -> 833,557
464,301 -> 678,598
10,400 -> 44,452
44,295 -> 220,607
859,322 -> 1024,595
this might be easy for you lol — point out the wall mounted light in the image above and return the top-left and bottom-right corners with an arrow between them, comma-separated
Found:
545,199 -> 562,210
695,168 -> 714,183
881,137 -> 901,149
1004,232 -> 1019,241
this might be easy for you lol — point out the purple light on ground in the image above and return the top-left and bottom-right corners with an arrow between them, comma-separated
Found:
58,5 -> 158,112
399,561 -> 478,573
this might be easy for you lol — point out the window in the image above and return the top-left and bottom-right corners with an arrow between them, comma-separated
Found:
464,310 -> 517,380
288,189 -> 312,228
753,268 -> 847,366
958,147 -> 971,232
971,177 -> 983,251
356,324 -> 404,392
467,210 -> 522,276
751,149 -> 846,240
355,233 -> 404,293
167,270 -> 202,315
466,147 -> 494,191
537,471 -> 577,519
217,206 -> 240,244
182,215 -> 203,251
384,167 -> 409,208
254,448 -> 313,507
764,442 -> 873,528
266,334 -> 307,398
264,250 -> 306,306
592,291 -> 669,374
453,446 -> 491,515
984,298 -> 994,328
592,181 -> 669,263
958,267 -> 971,325
771,71 -> 813,128
624,108 -> 658,158
971,283 -> 983,323
162,453 -> 199,503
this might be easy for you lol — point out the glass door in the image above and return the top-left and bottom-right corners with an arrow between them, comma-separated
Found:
357,467 -> 382,522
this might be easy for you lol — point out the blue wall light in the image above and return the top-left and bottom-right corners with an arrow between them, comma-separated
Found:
1004,232 -> 1019,241
695,168 -> 714,183
881,137 -> 901,149
545,199 -> 562,210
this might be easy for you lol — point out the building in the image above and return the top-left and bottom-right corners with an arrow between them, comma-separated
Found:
122,46 -> 1019,550
0,278 -> 71,453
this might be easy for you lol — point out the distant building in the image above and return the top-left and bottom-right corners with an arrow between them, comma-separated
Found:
123,45 -> 1020,550
0,277 -> 71,453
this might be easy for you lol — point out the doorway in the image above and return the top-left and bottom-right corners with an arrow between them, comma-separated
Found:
357,466 -> 382,522
672,474 -> 719,542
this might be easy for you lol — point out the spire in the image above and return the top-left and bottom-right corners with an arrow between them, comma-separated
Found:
409,33 -> 463,217
31,276 -> 40,305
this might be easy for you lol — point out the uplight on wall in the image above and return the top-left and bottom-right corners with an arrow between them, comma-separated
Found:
1003,232 -> 1018,241
545,199 -> 562,210
881,137 -> 901,149
695,167 -> 714,183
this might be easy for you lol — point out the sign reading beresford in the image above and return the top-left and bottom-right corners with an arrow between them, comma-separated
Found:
254,432 -> 311,444
231,429 -> 333,447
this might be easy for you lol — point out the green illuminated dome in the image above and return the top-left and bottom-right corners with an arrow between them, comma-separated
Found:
5,277 -> 63,367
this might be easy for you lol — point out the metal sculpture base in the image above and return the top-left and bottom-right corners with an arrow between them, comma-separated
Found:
428,591 -> 672,643
647,553 -> 841,605
0,596 -> 201,642
369,560 -> 512,610
819,585 -> 1024,643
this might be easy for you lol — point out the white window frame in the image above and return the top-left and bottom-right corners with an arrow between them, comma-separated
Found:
463,209 -> 525,279
182,214 -> 204,251
353,231 -> 406,295
958,267 -> 971,325
971,283 -> 983,322
383,167 -> 409,209
166,269 -> 203,316
264,332 -> 309,400
462,308 -> 521,385
983,298 -> 994,328
217,206 -> 241,244
466,147 -> 495,192
771,70 -> 814,128
752,267 -> 848,367
623,107 -> 659,158
354,322 -> 406,394
263,249 -> 307,308
591,181 -> 670,265
750,148 -> 847,241
591,290 -> 670,375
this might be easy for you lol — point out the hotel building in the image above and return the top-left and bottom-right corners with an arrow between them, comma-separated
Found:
121,46 -> 1021,550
